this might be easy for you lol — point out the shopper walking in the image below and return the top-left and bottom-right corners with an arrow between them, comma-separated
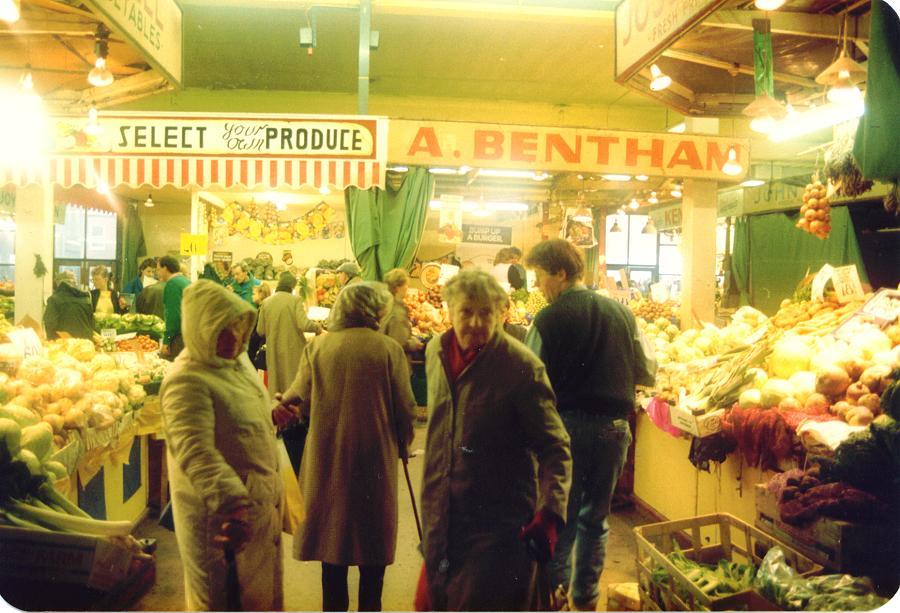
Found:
280,282 -> 416,612
43,271 -> 94,340
256,272 -> 321,473
229,262 -> 260,305
157,256 -> 190,360
524,239 -> 657,611
381,268 -> 424,357
418,270 -> 572,611
161,280 -> 287,611
90,265 -> 127,315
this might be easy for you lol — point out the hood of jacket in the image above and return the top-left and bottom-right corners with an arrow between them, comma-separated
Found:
181,279 -> 255,367
56,282 -> 89,299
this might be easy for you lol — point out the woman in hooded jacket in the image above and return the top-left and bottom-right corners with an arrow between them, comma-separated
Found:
280,282 -> 416,612
161,279 -> 291,611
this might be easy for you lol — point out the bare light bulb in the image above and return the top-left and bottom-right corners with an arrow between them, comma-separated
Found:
88,57 -> 114,87
0,0 -> 20,23
754,0 -> 786,10
144,194 -> 155,208
319,184 -> 331,195
629,198 -> 640,210
648,192 -> 659,204
670,186 -> 683,198
722,147 -> 743,176
649,64 -> 672,92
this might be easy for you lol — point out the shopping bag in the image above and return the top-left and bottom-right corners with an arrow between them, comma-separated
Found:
278,439 -> 305,534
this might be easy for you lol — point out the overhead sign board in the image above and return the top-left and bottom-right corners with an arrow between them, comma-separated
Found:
615,0 -> 729,80
390,120 -> 748,180
462,224 -> 512,245
649,202 -> 682,231
83,0 -> 184,86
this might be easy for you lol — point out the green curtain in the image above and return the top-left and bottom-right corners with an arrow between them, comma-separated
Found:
742,206 -> 868,315
853,0 -> 900,180
120,202 -> 147,289
345,167 -> 433,281
582,209 -> 602,287
729,217 -> 751,306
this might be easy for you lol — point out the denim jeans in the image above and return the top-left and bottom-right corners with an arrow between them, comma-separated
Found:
549,412 -> 632,607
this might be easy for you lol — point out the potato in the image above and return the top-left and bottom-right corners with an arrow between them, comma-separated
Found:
846,406 -> 874,426
857,393 -> 881,415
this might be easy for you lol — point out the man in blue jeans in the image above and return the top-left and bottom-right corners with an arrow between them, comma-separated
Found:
524,239 -> 656,611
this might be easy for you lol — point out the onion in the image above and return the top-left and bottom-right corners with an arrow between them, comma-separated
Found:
804,393 -> 830,415
846,381 -> 870,404
857,393 -> 881,415
816,365 -> 851,397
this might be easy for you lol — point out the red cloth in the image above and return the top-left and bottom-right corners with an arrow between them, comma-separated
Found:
519,507 -> 560,563
721,406 -> 795,471
413,562 -> 431,611
445,330 -> 483,383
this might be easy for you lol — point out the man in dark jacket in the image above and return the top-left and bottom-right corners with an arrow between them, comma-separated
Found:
524,239 -> 656,611
44,271 -> 94,339
136,279 -> 166,318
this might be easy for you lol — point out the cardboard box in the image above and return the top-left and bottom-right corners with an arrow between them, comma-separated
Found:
668,405 -> 725,438
0,526 -> 133,590
607,582 -> 640,611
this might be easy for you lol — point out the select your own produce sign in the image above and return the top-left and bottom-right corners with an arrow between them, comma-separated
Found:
462,224 -> 512,245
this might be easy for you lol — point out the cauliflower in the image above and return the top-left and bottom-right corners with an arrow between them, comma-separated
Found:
17,357 -> 56,386
88,354 -> 117,374
91,370 -> 121,392
66,339 -> 96,362
126,384 -> 146,407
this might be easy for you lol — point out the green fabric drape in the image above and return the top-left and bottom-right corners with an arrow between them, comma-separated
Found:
738,206 -> 868,315
729,217 -> 751,306
345,167 -> 434,281
853,0 -> 900,181
120,202 -> 147,289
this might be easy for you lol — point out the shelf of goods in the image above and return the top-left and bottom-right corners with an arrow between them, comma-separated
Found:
0,331 -> 167,605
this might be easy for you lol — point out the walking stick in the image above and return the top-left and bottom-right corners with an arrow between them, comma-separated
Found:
402,456 -> 423,542
224,546 -> 243,611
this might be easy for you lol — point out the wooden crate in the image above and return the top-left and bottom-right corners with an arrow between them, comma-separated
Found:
754,485 -> 899,591
634,512 -> 822,611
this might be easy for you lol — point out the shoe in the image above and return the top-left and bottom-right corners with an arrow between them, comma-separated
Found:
549,584 -> 570,611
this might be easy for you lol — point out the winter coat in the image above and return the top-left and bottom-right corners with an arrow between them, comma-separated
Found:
160,280 -> 284,611
136,281 -> 165,318
256,290 -> 321,396
422,331 -> 572,611
43,283 -> 94,340
283,327 -> 416,566
380,300 -> 419,353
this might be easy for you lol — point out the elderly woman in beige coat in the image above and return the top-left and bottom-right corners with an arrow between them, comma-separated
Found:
418,270 -> 572,611
161,279 -> 286,611
281,281 -> 416,612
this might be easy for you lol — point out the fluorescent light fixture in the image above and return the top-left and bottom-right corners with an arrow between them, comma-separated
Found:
602,174 -> 632,182
431,199 -> 528,212
470,208 -> 492,218
722,147 -> 743,176
477,168 -> 538,179
668,122 -> 686,133
754,0 -> 786,10
629,198 -> 640,210
635,175 -> 649,181
388,165 -> 408,172
531,171 -> 550,181
428,167 -> 459,175
649,64 -> 672,92
486,202 -> 529,212
768,101 -> 865,142
0,0 -> 20,23
740,179 -> 766,187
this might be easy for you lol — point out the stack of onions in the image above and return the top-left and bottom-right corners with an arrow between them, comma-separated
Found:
796,179 -> 831,239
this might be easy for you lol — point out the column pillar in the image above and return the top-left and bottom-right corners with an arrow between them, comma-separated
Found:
679,117 -> 719,328
14,182 -> 54,327
189,190 -> 207,281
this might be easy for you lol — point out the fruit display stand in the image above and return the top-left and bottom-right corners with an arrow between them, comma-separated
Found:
635,513 -> 821,611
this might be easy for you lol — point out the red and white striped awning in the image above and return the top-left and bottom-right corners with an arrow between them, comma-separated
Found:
2,156 -> 384,190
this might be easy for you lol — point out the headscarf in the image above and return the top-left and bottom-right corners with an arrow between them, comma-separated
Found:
327,282 -> 392,332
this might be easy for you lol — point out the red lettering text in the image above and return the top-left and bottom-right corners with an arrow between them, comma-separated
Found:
474,130 -> 504,160
625,137 -> 663,167
707,142 -> 738,171
510,132 -> 538,162
586,136 -> 619,164
545,134 -> 581,163
407,127 -> 442,157
666,141 -> 703,170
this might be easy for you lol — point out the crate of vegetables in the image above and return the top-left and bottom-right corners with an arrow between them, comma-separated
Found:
114,334 -> 159,353
635,513 -> 821,611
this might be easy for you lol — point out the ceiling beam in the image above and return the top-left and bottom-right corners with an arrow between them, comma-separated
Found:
52,34 -> 94,68
23,0 -> 98,20
46,70 -> 170,112
701,9 -> 868,42
661,49 -> 819,89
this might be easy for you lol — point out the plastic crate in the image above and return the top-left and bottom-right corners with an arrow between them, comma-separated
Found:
634,512 -> 822,611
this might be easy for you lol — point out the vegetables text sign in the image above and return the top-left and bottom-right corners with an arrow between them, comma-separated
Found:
391,120 -> 748,180
462,224 -> 512,245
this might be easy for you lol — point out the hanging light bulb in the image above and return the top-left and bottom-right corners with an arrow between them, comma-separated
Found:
0,0 -> 20,23
642,218 -> 657,234
610,219 -> 622,233
88,25 -> 114,87
649,64 -> 672,92
628,197 -> 640,210
826,70 -> 863,105
88,57 -> 114,87
722,147 -> 743,176
84,105 -> 101,136
742,92 -> 787,134
754,0 -> 786,10
670,184 -> 683,198
319,184 -> 331,195
96,179 -> 110,195
144,193 -> 154,208
648,192 -> 659,205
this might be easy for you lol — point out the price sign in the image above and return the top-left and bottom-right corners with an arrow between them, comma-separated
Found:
526,269 -> 537,291
7,328 -> 44,359
212,251 -> 232,263
859,288 -> 900,325
437,264 -> 460,286
180,233 -> 208,256
811,263 -> 834,302
101,328 -> 118,339
832,265 -> 864,304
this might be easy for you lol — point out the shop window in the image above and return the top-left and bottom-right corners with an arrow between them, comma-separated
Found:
605,215 -> 628,265
53,204 -> 118,288
605,214 -> 657,267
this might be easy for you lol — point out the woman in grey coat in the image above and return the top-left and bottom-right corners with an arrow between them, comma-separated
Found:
281,282 -> 416,612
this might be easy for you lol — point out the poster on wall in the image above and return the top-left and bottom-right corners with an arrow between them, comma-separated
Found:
438,208 -> 463,244
561,208 -> 597,248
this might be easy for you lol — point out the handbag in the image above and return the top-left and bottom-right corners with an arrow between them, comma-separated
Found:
277,438 -> 305,534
